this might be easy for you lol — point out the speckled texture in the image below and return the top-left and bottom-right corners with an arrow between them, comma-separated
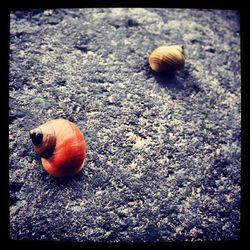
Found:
9,8 -> 241,242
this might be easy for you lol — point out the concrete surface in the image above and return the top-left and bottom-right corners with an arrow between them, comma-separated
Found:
9,8 -> 241,242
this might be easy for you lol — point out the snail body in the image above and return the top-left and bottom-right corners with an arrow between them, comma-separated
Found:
149,45 -> 185,72
30,119 -> 87,177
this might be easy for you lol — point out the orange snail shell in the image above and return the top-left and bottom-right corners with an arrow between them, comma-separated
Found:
149,45 -> 185,72
30,119 -> 87,177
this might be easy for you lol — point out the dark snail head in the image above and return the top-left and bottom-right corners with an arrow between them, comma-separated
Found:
30,124 -> 56,158
30,128 -> 43,146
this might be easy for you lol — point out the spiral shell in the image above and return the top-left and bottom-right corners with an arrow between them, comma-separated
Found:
30,119 -> 87,177
149,45 -> 185,72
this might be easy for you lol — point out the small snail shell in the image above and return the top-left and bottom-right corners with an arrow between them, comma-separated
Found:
149,45 -> 185,72
30,119 -> 87,177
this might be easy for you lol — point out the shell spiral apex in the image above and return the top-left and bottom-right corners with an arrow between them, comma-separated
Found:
149,45 -> 185,73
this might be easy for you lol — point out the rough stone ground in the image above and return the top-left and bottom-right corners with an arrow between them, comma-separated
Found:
9,8 -> 241,242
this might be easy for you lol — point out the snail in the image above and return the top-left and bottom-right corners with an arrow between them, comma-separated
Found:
30,119 -> 87,177
149,45 -> 185,72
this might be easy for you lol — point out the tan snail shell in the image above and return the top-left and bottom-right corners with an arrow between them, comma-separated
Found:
30,119 -> 87,177
149,45 -> 185,72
